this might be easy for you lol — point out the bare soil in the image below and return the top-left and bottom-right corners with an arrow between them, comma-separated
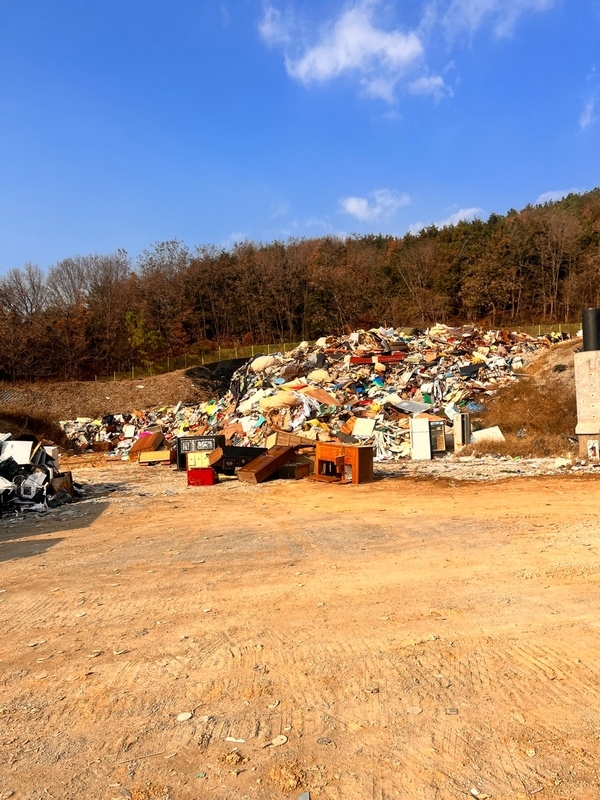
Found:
0,368 -> 211,422
2,461 -> 600,799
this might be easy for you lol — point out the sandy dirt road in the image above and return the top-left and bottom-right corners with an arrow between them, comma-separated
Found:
2,465 -> 600,800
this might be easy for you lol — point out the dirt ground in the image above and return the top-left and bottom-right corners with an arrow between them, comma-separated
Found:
0,366 -> 213,422
3,462 -> 600,800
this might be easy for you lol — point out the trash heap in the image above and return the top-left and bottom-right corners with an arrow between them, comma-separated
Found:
0,433 -> 80,514
202,324 -> 553,460
59,325 -> 558,462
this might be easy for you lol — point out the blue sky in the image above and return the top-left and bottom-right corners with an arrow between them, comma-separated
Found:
0,0 -> 598,272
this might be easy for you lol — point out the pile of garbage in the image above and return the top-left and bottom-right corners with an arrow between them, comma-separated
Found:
0,433 -> 80,514
59,325 -> 560,461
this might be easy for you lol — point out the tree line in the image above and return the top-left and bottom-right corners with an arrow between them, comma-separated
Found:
1,189 -> 599,381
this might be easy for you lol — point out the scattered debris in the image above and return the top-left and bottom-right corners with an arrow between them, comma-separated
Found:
268,735 -> 288,747
0,433 -> 81,515
57,325 -> 554,464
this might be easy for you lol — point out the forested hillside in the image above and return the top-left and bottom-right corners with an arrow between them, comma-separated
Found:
1,189 -> 599,381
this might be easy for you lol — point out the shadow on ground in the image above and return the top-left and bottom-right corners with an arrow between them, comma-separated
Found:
0,500 -> 111,563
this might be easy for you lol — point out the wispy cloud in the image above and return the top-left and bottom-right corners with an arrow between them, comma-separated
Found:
270,200 -> 290,218
536,188 -> 580,204
409,206 -> 482,233
259,3 -> 292,46
224,231 -> 248,249
408,74 -> 452,100
287,2 -> 423,102
340,188 -> 411,221
443,0 -> 556,39
259,1 -> 558,103
580,98 -> 597,130
260,1 -> 424,103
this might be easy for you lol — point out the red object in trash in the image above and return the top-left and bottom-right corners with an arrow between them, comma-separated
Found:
187,467 -> 219,486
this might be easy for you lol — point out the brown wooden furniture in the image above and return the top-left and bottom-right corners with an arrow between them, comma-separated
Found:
237,445 -> 296,484
310,442 -> 373,484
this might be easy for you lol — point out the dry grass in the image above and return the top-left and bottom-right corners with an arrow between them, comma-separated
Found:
465,340 -> 579,458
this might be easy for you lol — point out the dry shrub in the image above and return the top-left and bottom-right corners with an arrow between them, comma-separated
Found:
465,374 -> 577,458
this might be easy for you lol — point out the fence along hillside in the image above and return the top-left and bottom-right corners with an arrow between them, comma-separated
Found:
0,187 -> 597,381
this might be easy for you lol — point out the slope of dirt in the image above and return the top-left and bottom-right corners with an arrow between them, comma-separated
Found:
527,337 -> 580,389
0,369 -> 218,422
2,467 -> 600,799
468,339 -> 580,458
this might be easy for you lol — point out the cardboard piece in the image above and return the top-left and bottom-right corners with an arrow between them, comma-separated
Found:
128,432 -> 165,461
471,426 -> 505,444
352,417 -> 376,438
298,386 -> 341,407
51,472 -> 74,496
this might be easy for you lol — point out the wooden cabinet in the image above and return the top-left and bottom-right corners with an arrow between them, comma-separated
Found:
312,442 -> 373,484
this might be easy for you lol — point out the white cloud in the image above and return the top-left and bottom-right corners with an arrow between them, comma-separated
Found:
340,188 -> 411,221
409,206 -> 482,233
580,98 -> 597,130
536,188 -> 580,204
224,231 -> 248,248
444,0 -> 556,39
285,2 -> 423,83
258,0 -> 558,103
260,1 -> 424,103
408,74 -> 452,100
259,4 -> 291,46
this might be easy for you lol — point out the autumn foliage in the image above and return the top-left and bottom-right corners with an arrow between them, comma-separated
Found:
1,190 -> 599,381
